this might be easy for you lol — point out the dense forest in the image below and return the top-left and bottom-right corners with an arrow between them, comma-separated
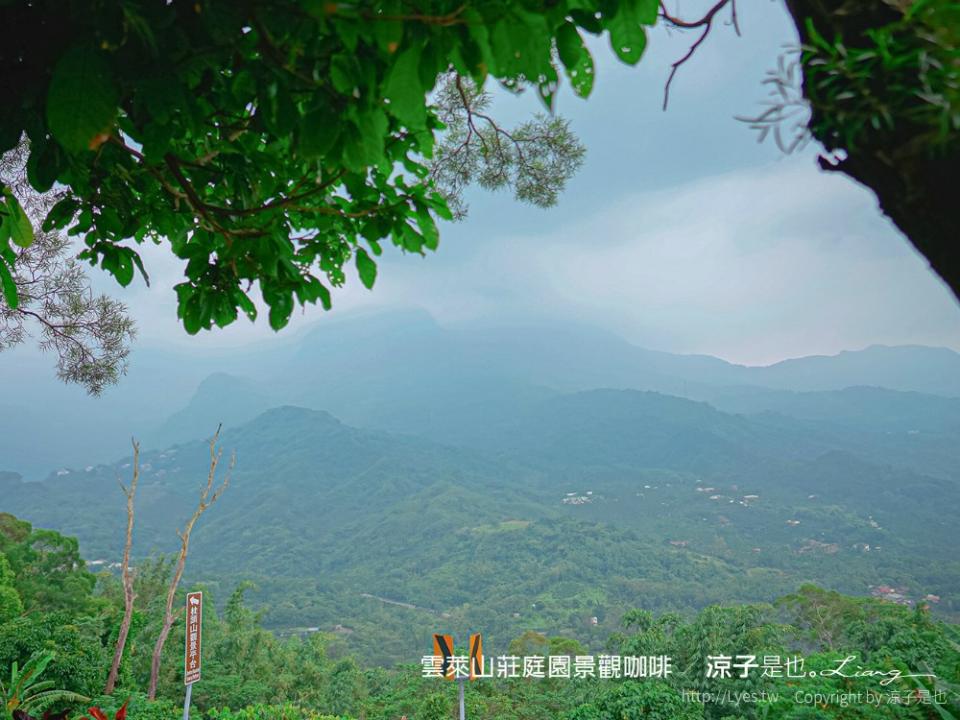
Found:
1,513 -> 958,719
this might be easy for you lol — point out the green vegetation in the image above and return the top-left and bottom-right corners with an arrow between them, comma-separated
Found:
1,652 -> 89,719
1,525 -> 958,719
4,383 -> 960,668
2,0 -> 958,348
0,3 -> 957,719
785,0 -> 960,299
2,381 -> 959,716
0,0 -> 653,331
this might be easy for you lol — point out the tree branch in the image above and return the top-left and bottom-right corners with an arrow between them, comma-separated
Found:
147,427 -> 233,700
104,439 -> 140,695
658,0 -> 736,109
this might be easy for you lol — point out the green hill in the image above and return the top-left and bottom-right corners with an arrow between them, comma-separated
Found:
3,391 -> 959,665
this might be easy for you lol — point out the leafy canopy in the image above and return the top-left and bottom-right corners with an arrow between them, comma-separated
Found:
0,0 -> 658,333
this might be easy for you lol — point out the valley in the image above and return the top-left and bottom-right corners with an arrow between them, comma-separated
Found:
3,327 -> 959,666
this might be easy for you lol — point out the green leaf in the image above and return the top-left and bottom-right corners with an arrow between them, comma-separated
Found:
46,45 -> 119,154
299,104 -> 339,160
267,294 -> 294,330
384,44 -> 426,127
536,63 -> 560,110
316,281 -> 331,310
607,4 -> 650,65
565,45 -> 595,98
556,21 -> 584,71
416,209 -> 439,251
42,198 -> 79,233
130,250 -> 150,287
330,54 -> 358,94
372,1 -> 404,53
456,18 -> 491,83
570,9 -> 603,35
230,70 -> 256,102
633,0 -> 659,25
235,289 -> 257,321
0,257 -> 18,309
355,247 -> 377,289
214,296 -> 238,328
2,191 -> 34,248
101,246 -> 135,287
26,139 -> 66,193
265,84 -> 297,137
345,108 -> 388,168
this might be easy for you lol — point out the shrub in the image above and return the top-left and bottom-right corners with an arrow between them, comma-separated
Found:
204,704 -> 346,720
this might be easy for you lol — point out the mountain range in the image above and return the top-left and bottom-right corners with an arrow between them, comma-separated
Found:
5,309 -> 960,479
2,324 -> 959,663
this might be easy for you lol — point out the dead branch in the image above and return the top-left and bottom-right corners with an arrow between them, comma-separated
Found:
659,0 -> 738,109
147,426 -> 234,700
104,439 -> 140,694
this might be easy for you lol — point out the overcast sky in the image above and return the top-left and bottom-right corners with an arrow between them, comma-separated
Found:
20,1 -> 960,367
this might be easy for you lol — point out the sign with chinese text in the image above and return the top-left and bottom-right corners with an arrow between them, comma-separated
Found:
184,591 -> 203,685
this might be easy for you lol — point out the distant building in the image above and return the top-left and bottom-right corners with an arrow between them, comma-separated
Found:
871,585 -> 914,606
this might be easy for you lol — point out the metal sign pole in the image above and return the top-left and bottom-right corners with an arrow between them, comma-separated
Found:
182,682 -> 193,720
458,677 -> 465,720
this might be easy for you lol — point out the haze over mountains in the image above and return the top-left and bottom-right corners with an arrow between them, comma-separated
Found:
2,309 -> 959,479
2,309 -> 959,663
3,388 -> 958,663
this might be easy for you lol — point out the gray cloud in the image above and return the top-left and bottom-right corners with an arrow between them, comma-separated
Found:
23,0 -> 960,367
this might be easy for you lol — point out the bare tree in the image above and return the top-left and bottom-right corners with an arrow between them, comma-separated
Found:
0,138 -> 135,395
147,427 -> 233,700
104,439 -> 141,695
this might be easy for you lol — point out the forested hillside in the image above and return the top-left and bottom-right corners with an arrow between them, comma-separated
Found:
1,517 -> 958,719
5,383 -> 959,666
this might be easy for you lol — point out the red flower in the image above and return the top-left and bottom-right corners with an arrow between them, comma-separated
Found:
82,700 -> 128,720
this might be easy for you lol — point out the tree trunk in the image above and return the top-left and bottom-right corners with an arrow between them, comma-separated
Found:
784,0 -> 960,302
147,547 -> 187,700
104,440 -> 140,695
147,428 -> 231,700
